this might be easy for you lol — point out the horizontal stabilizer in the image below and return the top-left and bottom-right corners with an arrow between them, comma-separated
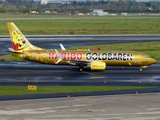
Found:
8,48 -> 23,53
8,48 -> 14,51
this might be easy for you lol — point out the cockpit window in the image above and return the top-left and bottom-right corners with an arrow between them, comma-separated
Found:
145,56 -> 151,58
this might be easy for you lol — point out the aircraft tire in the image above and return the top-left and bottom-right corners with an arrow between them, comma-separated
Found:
79,64 -> 83,71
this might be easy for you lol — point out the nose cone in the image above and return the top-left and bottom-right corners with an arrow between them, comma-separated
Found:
149,58 -> 157,65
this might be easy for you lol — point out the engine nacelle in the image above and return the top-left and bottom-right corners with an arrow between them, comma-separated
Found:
90,62 -> 106,70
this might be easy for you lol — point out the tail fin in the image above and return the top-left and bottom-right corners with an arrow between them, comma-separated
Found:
7,22 -> 43,52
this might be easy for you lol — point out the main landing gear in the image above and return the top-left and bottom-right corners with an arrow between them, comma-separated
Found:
79,64 -> 83,71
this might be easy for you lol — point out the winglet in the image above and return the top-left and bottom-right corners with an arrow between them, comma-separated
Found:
54,49 -> 63,64
59,43 -> 66,50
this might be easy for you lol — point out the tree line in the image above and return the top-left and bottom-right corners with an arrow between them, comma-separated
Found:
0,0 -> 160,14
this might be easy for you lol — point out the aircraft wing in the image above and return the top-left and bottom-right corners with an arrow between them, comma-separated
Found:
54,49 -> 91,66
67,59 -> 91,66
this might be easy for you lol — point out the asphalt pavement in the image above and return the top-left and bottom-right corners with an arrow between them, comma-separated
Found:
0,35 -> 160,119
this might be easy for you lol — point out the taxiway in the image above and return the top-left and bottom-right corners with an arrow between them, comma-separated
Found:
1,93 -> 160,120
0,35 -> 160,119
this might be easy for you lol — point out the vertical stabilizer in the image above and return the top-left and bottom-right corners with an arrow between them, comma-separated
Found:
7,22 -> 43,52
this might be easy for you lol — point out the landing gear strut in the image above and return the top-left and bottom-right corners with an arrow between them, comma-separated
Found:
79,64 -> 83,71
139,66 -> 148,71
139,68 -> 143,72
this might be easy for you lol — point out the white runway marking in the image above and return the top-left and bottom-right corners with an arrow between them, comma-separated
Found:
55,106 -> 70,109
0,109 -> 44,115
72,104 -> 88,107
70,109 -> 81,112
35,107 -> 53,110
147,108 -> 160,111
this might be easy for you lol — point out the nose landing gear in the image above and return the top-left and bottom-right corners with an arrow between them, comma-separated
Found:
139,66 -> 148,71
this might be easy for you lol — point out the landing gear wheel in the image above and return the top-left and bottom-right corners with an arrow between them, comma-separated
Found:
79,64 -> 83,71
139,68 -> 143,72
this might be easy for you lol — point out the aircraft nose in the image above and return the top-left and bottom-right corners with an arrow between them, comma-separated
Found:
150,58 -> 157,64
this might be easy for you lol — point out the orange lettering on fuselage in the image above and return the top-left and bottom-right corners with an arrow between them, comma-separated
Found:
48,52 -> 82,60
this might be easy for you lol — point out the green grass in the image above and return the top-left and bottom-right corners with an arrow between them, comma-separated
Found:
0,86 -> 156,96
0,54 -> 27,61
1,19 -> 160,35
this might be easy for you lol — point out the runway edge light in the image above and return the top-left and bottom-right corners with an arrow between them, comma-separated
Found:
27,85 -> 37,90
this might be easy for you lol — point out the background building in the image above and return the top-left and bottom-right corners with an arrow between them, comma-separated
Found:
40,0 -> 160,4
90,9 -> 108,15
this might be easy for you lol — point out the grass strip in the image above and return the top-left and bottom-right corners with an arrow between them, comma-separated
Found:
0,54 -> 27,62
0,19 -> 160,35
0,86 -> 156,96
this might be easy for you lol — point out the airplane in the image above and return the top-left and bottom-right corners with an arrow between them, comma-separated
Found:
7,22 -> 157,71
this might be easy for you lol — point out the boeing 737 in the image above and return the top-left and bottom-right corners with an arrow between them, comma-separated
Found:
7,22 -> 157,71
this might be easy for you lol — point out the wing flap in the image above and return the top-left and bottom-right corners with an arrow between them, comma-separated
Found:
67,60 -> 90,66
